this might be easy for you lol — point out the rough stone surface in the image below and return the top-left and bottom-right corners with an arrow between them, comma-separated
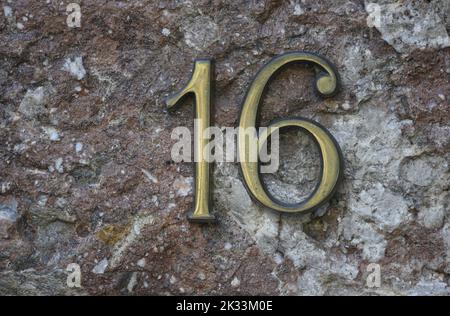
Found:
365,0 -> 450,54
0,0 -> 449,296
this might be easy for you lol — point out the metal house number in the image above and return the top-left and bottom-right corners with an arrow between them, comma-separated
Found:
165,52 -> 343,223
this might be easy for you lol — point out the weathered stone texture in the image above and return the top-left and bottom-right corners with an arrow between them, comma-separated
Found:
0,0 -> 449,295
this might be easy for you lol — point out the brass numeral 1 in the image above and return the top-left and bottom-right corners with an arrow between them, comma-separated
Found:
165,59 -> 215,222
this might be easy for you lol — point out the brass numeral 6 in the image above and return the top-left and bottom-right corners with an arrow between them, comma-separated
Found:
165,52 -> 343,222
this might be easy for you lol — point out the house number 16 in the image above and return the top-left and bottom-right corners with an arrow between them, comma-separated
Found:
165,52 -> 343,223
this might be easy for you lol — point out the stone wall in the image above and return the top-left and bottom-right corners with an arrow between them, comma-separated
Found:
0,0 -> 449,295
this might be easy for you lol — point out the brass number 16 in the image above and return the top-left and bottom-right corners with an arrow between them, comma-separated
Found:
165,52 -> 343,223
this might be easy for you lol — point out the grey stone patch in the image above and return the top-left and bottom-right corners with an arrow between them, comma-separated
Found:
296,269 -> 326,296
0,200 -> 18,222
42,126 -> 60,141
365,1 -> 450,54
92,258 -> 109,274
404,274 -> 450,296
75,142 -> 83,153
443,224 -> 450,274
399,155 -> 449,229
292,3 -> 304,16
330,106 -> 417,231
340,212 -> 387,261
182,16 -> 219,51
62,56 -> 87,80
54,157 -> 64,173
136,258 -> 146,268
400,155 -> 448,187
262,129 -> 321,205
0,198 -> 19,239
426,124 -> 450,151
3,6 -> 12,18
127,272 -> 138,293
296,267 -> 362,296
417,195 -> 447,230
340,41 -> 392,103
161,28 -> 171,36
231,277 -> 240,287
348,182 -> 410,233
0,181 -> 13,195
18,87 -> 48,119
